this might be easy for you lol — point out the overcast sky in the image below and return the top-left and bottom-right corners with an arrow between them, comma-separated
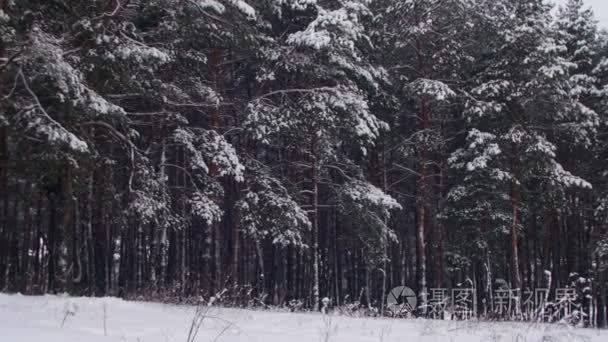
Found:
552,0 -> 608,28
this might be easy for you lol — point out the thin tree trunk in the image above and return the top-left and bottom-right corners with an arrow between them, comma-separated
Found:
509,181 -> 522,318
62,168 -> 74,293
214,221 -> 222,292
47,188 -> 58,293
596,264 -> 607,328
0,0 -> 9,290
7,181 -> 20,290
484,250 -> 493,316
33,195 -> 43,292
86,171 -> 96,294
232,198 -> 240,287
509,155 -> 522,291
416,96 -> 430,314
415,31 -> 430,312
94,168 -> 107,295
310,137 -> 320,311
0,125 -> 7,290
20,185 -> 34,292
380,142 -> 388,315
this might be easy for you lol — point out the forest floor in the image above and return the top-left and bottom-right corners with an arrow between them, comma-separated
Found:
1,293 -> 607,342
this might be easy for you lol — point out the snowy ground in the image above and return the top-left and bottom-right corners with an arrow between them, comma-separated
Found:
1,294 -> 607,342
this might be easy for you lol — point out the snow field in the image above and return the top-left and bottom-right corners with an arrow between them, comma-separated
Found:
1,294 -> 608,342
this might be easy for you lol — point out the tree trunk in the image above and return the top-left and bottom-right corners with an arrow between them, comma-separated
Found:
62,168 -> 74,293
33,195 -> 43,292
20,185 -> 34,292
86,171 -> 96,294
380,142 -> 388,314
311,138 -> 320,311
416,198 -> 427,312
510,181 -> 522,317
232,190 -> 240,287
596,266 -> 607,328
509,137 -> 522,292
47,188 -> 58,293
416,96 -> 431,314
0,126 -> 7,290
6,182 -> 20,291
0,0 -> 9,291
415,30 -> 431,311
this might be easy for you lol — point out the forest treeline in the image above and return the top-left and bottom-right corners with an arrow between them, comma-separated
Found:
1,0 -> 608,325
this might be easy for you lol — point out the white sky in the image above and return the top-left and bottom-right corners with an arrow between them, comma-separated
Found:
552,0 -> 608,28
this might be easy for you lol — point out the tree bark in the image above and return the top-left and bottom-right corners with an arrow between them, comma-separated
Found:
510,182 -> 522,291
509,136 -> 522,293
416,96 -> 430,313
0,126 -> 7,291
47,186 -> 58,293
311,138 -> 320,311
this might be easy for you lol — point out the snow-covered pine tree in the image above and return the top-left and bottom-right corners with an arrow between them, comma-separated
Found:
0,0 -> 250,295
244,0 -> 398,310
377,0 -> 473,312
1,0 -> 608,321
449,0 -> 595,296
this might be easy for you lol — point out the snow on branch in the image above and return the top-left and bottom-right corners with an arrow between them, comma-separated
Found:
191,191 -> 224,225
339,180 -> 402,218
407,78 -> 456,101
172,127 -> 244,181
23,30 -> 126,118
449,129 -> 501,173
189,0 -> 255,20
237,170 -> 310,247
548,161 -> 592,189
286,1 -> 369,50
246,85 -> 386,143
16,69 -> 89,153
